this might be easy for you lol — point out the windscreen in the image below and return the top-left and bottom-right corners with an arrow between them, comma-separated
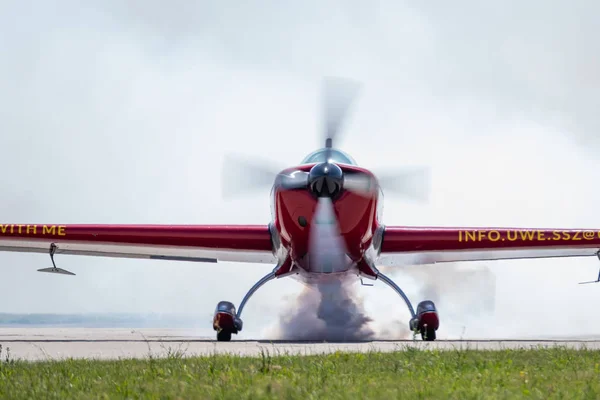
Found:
301,148 -> 357,165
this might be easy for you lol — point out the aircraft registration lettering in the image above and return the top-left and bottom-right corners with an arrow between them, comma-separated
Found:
0,224 -> 67,236
458,230 -> 600,242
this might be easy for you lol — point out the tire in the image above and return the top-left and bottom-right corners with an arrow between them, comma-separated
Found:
217,330 -> 232,342
421,325 -> 436,341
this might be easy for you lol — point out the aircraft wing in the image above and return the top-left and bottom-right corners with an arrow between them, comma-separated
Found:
0,224 -> 277,264
377,226 -> 600,266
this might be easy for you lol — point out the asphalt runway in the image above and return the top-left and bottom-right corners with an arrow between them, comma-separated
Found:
1,328 -> 600,361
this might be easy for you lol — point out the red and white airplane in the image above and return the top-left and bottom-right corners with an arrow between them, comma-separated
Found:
2,77 -> 600,342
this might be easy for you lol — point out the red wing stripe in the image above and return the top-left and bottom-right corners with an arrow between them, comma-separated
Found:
381,227 -> 600,253
0,224 -> 273,251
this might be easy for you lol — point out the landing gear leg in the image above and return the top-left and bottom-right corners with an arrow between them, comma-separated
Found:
212,270 -> 277,342
377,271 -> 440,341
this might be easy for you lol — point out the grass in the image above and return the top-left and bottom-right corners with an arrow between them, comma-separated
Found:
0,344 -> 599,399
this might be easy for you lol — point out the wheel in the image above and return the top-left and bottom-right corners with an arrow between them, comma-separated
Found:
421,324 -> 436,341
217,330 -> 232,342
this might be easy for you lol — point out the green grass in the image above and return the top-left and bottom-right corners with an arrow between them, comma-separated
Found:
1,344 -> 599,399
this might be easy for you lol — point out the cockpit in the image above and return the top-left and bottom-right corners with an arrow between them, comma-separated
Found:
300,148 -> 358,165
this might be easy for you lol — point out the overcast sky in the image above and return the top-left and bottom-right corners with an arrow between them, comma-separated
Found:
1,1 -> 600,339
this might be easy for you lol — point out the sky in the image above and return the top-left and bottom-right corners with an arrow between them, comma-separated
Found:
1,0 -> 600,339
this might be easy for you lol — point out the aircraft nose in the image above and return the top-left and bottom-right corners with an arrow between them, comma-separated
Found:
309,162 -> 343,198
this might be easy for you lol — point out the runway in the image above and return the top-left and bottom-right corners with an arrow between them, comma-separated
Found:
1,328 -> 600,361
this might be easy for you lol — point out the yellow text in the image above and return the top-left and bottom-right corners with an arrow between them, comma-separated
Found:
0,224 -> 67,237
458,230 -> 600,242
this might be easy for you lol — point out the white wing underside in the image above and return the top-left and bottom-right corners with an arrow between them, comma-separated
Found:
0,239 -> 277,264
377,247 -> 600,267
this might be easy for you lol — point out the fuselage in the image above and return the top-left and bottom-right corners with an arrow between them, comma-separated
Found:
269,148 -> 384,283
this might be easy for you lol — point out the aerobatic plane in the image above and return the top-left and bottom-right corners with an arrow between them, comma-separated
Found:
2,77 -> 600,342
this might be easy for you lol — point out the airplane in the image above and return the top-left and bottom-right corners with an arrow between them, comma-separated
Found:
3,77 -> 600,342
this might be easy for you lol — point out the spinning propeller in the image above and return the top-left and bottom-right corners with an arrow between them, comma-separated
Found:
221,77 -> 431,203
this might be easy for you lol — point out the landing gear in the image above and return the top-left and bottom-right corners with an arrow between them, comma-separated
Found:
377,272 -> 440,341
212,271 -> 277,342
411,300 -> 439,341
213,301 -> 240,342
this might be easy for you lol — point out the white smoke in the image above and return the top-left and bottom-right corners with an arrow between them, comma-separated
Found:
380,264 -> 498,339
265,262 -> 496,341
265,276 -> 376,341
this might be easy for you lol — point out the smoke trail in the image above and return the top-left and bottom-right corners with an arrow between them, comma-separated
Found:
378,264 -> 497,339
267,276 -> 375,341
266,261 -> 497,341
